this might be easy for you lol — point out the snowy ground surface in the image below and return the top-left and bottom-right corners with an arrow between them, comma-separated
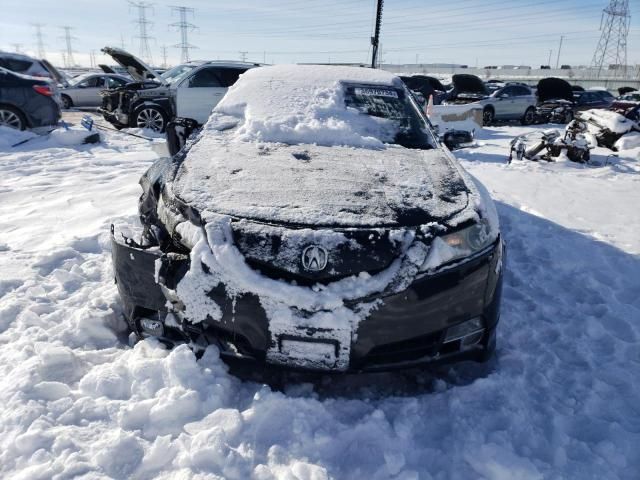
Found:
1,116 -> 639,479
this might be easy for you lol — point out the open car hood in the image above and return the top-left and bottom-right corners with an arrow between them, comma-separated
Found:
451,74 -> 487,94
537,77 -> 574,102
101,47 -> 165,84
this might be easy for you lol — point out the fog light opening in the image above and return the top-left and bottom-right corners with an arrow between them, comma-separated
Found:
140,317 -> 164,337
444,317 -> 484,346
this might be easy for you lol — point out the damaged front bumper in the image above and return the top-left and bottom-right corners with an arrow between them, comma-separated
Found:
111,226 -> 504,373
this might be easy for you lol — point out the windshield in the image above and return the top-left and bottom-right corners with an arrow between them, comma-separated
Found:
161,64 -> 196,85
344,84 -> 436,149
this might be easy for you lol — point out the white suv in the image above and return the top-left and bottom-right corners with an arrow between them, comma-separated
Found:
99,47 -> 258,132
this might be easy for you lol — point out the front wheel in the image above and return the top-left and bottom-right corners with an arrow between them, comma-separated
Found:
133,105 -> 167,133
521,107 -> 535,125
0,105 -> 26,130
482,107 -> 495,126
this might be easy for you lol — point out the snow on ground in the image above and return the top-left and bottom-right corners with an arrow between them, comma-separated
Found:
1,120 -> 639,479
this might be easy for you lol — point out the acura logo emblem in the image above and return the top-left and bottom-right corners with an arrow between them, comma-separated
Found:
301,245 -> 328,271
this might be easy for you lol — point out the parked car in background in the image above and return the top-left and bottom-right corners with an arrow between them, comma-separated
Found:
99,47 -> 258,132
0,52 -> 70,87
111,65 -> 504,373
60,73 -> 129,108
573,90 -> 615,112
0,67 -> 61,131
443,75 -> 536,125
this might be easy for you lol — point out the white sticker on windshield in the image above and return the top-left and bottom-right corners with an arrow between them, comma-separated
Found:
354,87 -> 398,98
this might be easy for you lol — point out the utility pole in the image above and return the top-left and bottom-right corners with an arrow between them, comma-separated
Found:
161,44 -> 169,68
370,0 -> 384,68
129,1 -> 154,65
555,35 -> 564,69
60,26 -> 76,67
32,23 -> 47,59
547,49 -> 553,67
120,33 -> 126,49
11,43 -> 23,54
90,50 -> 97,68
590,0 -> 631,78
170,5 -> 197,63
239,51 -> 248,62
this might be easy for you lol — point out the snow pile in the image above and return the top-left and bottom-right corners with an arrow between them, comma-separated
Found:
614,131 -> 640,155
210,64 -> 406,148
0,125 -> 38,148
580,109 -> 636,134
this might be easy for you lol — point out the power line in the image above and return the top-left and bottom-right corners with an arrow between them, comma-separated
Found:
129,1 -> 155,65
170,5 -> 197,63
59,26 -> 77,68
590,0 -> 631,78
32,23 -> 47,59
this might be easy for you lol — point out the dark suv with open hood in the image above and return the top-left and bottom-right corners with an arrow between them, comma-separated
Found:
99,47 -> 257,132
111,65 -> 504,373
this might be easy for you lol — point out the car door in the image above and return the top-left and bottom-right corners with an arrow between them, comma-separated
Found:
176,66 -> 249,123
71,75 -> 104,106
493,86 -> 516,118
510,86 -> 534,118
176,67 -> 227,123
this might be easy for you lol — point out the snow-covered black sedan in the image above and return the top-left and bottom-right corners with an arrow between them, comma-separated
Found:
111,65 -> 504,373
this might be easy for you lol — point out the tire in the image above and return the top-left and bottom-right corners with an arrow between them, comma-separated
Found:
482,107 -> 495,126
61,94 -> 73,109
132,105 -> 168,133
521,107 -> 535,126
0,105 -> 27,130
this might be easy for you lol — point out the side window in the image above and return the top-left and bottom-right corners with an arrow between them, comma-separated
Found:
0,58 -> 32,73
499,87 -> 516,97
513,86 -> 531,96
216,68 -> 247,87
78,76 -> 102,88
107,77 -> 127,88
188,68 -> 223,88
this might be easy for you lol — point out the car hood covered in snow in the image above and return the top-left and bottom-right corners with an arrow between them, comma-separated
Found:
173,136 -> 470,228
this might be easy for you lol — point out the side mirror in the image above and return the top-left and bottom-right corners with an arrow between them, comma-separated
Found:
443,130 -> 474,150
166,117 -> 200,157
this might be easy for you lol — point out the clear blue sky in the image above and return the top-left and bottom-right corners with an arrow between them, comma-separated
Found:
1,0 -> 638,68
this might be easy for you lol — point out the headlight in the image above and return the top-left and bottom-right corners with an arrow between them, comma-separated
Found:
421,219 -> 495,271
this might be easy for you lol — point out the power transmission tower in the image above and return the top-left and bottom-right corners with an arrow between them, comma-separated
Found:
129,1 -> 155,65
370,0 -> 384,68
170,5 -> 197,63
11,43 -> 23,54
90,50 -> 97,68
32,23 -> 47,59
60,26 -> 77,67
161,45 -> 169,68
590,0 -> 631,78
239,51 -> 248,62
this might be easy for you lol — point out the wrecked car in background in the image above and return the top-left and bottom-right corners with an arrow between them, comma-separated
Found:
534,77 -> 575,124
400,74 -> 448,105
111,65 -> 504,373
99,47 -> 257,132
577,108 -> 639,150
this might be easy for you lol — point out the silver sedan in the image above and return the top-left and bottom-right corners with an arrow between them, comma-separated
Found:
60,73 -> 129,108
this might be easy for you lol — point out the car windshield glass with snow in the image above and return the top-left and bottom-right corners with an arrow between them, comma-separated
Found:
343,85 -> 434,149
